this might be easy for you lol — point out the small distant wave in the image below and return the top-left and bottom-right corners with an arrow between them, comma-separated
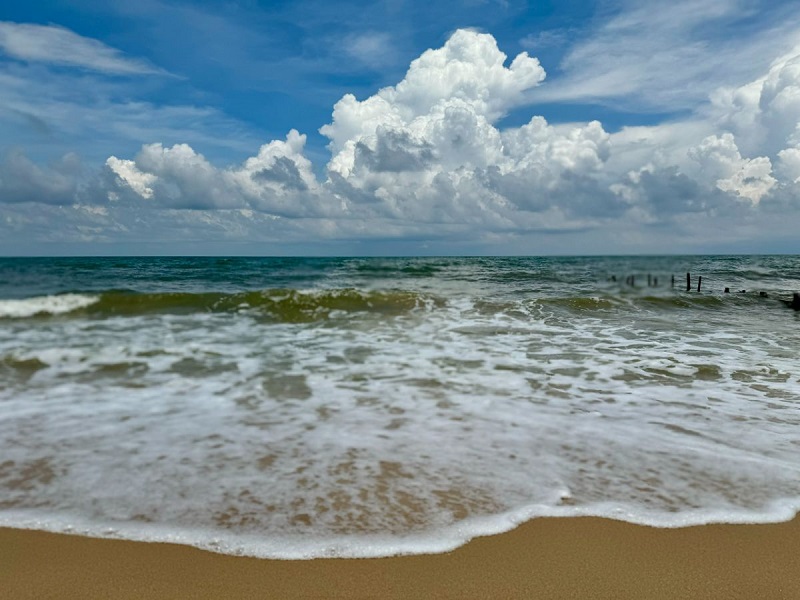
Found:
636,294 -> 726,309
0,294 -> 100,318
353,263 -> 442,277
0,289 -> 441,322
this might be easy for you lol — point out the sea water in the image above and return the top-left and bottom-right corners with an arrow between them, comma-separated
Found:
0,256 -> 799,558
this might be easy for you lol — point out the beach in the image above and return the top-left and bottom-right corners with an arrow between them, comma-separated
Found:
3,515 -> 799,599
2,256 -> 800,592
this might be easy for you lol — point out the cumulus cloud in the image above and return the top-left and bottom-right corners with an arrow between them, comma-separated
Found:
321,30 -> 544,155
777,146 -> 800,182
0,151 -> 81,204
107,29 -> 576,229
106,130 -> 330,217
106,157 -> 156,199
709,50 -> 800,154
4,28 -> 800,251
693,44 -> 800,204
0,21 -> 164,75
313,30 -> 667,229
688,133 -> 775,204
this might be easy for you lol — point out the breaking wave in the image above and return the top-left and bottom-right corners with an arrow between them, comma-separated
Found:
0,289 -> 441,322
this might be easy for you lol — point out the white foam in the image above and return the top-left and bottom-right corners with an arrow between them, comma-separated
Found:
0,294 -> 98,318
1,498 -> 799,560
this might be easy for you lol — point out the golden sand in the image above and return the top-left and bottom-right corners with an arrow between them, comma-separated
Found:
2,516 -> 799,599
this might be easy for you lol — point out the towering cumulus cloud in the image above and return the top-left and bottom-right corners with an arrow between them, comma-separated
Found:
7,28 -> 800,250
319,30 -> 616,228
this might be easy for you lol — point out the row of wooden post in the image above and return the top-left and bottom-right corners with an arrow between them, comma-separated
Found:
614,272 -> 800,310
615,272 -> 701,290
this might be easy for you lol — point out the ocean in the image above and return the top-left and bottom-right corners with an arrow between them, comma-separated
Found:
1,255 -> 799,558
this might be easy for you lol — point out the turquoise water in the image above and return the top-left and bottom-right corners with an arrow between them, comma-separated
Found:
1,256 -> 799,557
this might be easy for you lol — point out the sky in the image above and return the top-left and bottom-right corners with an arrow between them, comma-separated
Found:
1,0 -> 800,255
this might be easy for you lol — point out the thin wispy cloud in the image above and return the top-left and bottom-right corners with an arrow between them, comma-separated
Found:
531,0 -> 800,111
343,32 -> 398,69
519,28 -> 577,51
0,21 -> 166,75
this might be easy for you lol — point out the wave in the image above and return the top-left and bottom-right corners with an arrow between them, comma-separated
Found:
461,292 -> 791,321
3,287 -> 790,322
0,294 -> 100,318
0,289 -> 441,322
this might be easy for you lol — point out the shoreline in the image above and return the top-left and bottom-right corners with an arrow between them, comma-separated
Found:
3,516 -> 799,599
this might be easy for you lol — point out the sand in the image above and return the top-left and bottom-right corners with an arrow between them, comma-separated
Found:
2,516 -> 799,599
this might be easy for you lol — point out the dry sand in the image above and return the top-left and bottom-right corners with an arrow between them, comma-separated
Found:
2,516 -> 799,599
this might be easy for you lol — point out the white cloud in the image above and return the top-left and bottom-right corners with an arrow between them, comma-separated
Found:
318,29 -> 559,224
777,146 -> 800,182
0,21 -> 164,75
106,157 -> 156,199
107,130 -> 334,217
4,27 -> 800,252
320,29 -> 545,157
687,134 -> 776,204
709,49 -> 800,156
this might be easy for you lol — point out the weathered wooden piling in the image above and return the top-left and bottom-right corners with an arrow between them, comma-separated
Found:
686,272 -> 691,292
724,287 -> 730,293
792,292 -> 800,311
697,276 -> 702,293
671,275 -> 675,288
654,277 -> 658,287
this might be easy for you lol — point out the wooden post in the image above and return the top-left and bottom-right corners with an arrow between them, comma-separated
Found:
792,292 -> 800,311
654,277 -> 658,287
697,276 -> 702,293
724,287 -> 730,293
686,272 -> 691,292
671,275 -> 675,288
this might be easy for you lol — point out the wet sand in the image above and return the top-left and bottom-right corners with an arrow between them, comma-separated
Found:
2,516 -> 799,599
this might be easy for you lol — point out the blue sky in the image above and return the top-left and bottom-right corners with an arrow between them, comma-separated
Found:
1,0 -> 800,255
